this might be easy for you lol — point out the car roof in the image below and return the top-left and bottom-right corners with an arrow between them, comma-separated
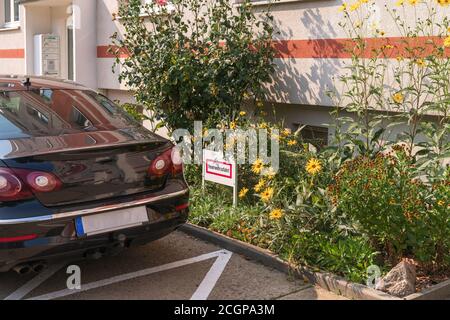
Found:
0,75 -> 89,92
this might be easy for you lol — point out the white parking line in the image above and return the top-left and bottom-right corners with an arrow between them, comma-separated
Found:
28,250 -> 232,300
4,262 -> 67,301
190,250 -> 232,300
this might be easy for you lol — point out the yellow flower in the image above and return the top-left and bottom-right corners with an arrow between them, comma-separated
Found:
252,158 -> 264,174
269,208 -> 284,220
379,30 -> 386,36
281,128 -> 292,137
256,101 -> 264,108
287,139 -> 297,146
239,111 -> 247,117
338,3 -> 347,12
258,122 -> 269,129
306,158 -> 322,175
396,56 -> 404,62
239,188 -> 249,199
444,36 -> 450,48
264,167 -> 277,179
360,0 -> 368,3
408,0 -> 419,5
349,2 -> 360,11
447,26 -> 450,33
260,187 -> 274,203
437,200 -> 445,206
415,59 -> 426,67
230,121 -> 237,130
393,92 -> 404,104
437,0 -> 449,6
254,179 -> 266,192
396,0 -> 404,5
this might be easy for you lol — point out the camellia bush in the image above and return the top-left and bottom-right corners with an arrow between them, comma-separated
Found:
111,0 -> 275,132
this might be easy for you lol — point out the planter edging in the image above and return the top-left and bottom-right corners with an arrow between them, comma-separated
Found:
404,278 -> 450,300
179,223 -> 401,300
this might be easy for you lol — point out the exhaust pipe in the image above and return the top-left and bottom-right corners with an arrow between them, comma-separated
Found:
31,261 -> 47,273
13,264 -> 32,275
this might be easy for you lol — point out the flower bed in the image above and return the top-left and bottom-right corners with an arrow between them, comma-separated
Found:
185,117 -> 449,294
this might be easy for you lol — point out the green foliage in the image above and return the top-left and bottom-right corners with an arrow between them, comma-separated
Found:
288,232 -> 378,283
111,0 -> 275,132
120,103 -> 148,122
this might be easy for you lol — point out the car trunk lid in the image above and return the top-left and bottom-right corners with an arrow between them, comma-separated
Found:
2,131 -> 173,207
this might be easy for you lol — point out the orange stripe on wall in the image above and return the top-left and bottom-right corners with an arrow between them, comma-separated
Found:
97,45 -> 129,59
273,36 -> 448,59
98,36 -> 449,59
0,49 -> 24,59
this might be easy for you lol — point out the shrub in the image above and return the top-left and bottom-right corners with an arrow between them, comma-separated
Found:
112,0 -> 275,132
329,146 -> 450,268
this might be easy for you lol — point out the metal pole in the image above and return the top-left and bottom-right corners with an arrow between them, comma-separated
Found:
202,152 -> 205,195
232,164 -> 238,207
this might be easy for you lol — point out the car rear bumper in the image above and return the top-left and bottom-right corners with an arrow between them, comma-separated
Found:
0,185 -> 189,272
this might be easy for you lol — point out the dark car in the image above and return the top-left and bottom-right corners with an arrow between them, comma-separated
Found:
0,76 -> 189,274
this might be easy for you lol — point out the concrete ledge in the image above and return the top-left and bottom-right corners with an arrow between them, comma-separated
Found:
180,223 -> 401,300
405,278 -> 450,300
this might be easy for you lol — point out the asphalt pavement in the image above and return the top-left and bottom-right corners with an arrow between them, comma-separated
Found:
0,231 -> 346,300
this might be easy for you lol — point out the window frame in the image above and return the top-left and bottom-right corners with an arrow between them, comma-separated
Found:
3,0 -> 20,28
295,123 -> 330,149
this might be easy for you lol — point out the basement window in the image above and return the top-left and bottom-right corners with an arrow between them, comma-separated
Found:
296,124 -> 329,149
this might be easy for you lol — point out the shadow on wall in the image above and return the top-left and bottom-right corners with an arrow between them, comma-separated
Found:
266,1 -> 344,107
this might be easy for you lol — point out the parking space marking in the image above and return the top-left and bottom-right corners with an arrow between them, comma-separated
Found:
4,262 -> 67,301
28,249 -> 232,300
190,250 -> 232,300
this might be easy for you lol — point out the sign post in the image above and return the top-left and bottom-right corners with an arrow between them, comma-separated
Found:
202,150 -> 238,207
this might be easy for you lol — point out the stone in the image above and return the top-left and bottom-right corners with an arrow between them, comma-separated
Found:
376,260 -> 416,297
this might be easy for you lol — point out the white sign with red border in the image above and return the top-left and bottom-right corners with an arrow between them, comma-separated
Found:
202,150 -> 238,206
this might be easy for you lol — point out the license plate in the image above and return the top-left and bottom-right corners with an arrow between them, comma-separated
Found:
75,206 -> 149,237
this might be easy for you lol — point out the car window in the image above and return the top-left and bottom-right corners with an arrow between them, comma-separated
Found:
0,89 -> 138,139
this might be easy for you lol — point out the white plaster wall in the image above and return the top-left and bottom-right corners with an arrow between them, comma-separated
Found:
23,6 -> 51,75
0,5 -> 26,75
50,6 -> 70,79
73,0 -> 97,88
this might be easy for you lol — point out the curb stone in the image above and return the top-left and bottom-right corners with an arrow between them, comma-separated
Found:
179,223 -> 448,300
404,278 -> 450,300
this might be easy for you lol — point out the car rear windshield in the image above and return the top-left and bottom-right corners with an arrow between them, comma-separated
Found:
0,89 -> 137,139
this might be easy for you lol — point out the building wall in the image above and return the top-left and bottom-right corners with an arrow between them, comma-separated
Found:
0,5 -> 26,75
23,6 -> 51,75
73,0 -> 98,89
1,0 -> 447,137
94,0 -> 450,108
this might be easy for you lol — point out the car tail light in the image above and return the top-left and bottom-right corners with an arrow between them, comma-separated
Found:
26,171 -> 62,193
0,234 -> 38,243
148,146 -> 184,177
0,168 -> 62,202
171,147 -> 183,175
175,203 -> 189,211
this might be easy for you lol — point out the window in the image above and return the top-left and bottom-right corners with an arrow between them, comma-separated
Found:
3,0 -> 19,27
296,124 -> 329,149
